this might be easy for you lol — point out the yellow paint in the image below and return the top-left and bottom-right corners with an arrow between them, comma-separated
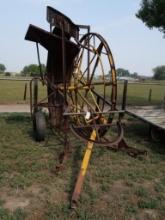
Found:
59,85 -> 89,91
111,69 -> 116,82
99,116 -> 107,124
109,54 -> 113,66
81,130 -> 96,176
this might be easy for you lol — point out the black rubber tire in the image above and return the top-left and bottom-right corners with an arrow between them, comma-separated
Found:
150,126 -> 162,142
33,111 -> 46,141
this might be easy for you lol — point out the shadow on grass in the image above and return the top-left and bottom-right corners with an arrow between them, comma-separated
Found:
4,113 -> 30,123
68,141 -> 83,203
125,119 -> 165,156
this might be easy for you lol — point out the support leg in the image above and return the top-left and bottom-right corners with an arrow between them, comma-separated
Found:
56,117 -> 70,171
116,139 -> 147,157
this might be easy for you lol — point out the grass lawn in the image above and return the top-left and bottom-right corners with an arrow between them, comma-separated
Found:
0,80 -> 46,104
117,82 -> 165,106
0,79 -> 165,106
0,113 -> 165,219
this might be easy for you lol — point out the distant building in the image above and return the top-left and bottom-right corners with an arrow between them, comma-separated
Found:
117,76 -> 139,82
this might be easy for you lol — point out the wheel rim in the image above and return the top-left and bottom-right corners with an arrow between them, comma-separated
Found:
67,33 -> 121,145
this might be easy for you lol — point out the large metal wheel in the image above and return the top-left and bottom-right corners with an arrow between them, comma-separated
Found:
67,33 -> 123,146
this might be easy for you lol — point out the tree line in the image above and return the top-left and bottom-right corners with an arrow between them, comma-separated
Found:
0,63 -> 46,77
0,63 -> 165,80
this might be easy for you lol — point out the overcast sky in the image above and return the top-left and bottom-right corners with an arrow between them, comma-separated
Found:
0,0 -> 164,76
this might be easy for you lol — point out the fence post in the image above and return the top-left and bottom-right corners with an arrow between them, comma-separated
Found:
148,88 -> 152,102
23,83 -> 27,101
122,80 -> 128,111
120,80 -> 128,120
163,95 -> 165,108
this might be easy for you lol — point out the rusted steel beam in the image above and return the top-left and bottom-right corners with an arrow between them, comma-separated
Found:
47,6 -> 79,40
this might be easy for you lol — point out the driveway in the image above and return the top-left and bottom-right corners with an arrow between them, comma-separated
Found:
0,104 -> 30,113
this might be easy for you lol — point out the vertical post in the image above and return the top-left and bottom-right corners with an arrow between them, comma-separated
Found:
148,88 -> 152,102
61,23 -> 69,169
61,24 -> 67,105
23,83 -> 27,101
36,43 -> 44,83
87,25 -> 90,83
120,80 -> 128,120
122,80 -> 128,111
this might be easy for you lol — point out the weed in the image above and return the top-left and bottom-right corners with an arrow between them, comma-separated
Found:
126,205 -> 138,214
135,186 -> 149,198
138,198 -> 158,209
154,182 -> 165,193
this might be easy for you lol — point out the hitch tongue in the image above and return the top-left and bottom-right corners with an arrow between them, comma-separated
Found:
71,129 -> 96,208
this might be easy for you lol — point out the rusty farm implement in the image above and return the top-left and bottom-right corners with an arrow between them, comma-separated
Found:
25,6 -> 146,207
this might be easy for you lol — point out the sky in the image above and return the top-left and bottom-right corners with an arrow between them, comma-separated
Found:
0,0 -> 164,76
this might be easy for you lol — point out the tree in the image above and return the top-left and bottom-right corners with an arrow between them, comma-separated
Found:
21,64 -> 46,76
136,0 -> 165,35
131,72 -> 138,78
0,63 -> 6,73
153,65 -> 165,80
116,68 -> 130,77
5,72 -> 11,77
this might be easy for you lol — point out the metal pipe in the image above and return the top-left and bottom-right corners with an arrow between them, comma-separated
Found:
71,129 -> 96,208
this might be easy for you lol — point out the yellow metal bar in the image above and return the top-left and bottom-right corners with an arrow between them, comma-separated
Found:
71,130 -> 96,207
80,129 -> 96,176
59,85 -> 90,91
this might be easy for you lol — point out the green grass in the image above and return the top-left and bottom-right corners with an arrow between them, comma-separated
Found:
0,80 -> 46,104
0,79 -> 165,106
0,113 -> 165,219
117,82 -> 165,106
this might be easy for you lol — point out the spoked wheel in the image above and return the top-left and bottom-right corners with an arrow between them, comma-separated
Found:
67,33 -> 123,146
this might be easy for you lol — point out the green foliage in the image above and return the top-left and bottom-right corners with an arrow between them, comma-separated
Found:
135,186 -> 149,197
21,64 -> 46,76
5,72 -> 11,77
0,207 -> 26,220
153,65 -> 165,80
131,72 -> 138,78
136,0 -> 165,35
138,198 -> 158,209
0,63 -> 6,73
116,68 -> 130,77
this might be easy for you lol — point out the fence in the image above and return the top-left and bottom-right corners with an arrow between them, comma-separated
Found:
0,78 -> 165,107
0,78 -> 46,104
117,80 -> 165,107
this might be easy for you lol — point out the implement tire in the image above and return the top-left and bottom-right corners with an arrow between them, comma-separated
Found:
34,111 -> 46,142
